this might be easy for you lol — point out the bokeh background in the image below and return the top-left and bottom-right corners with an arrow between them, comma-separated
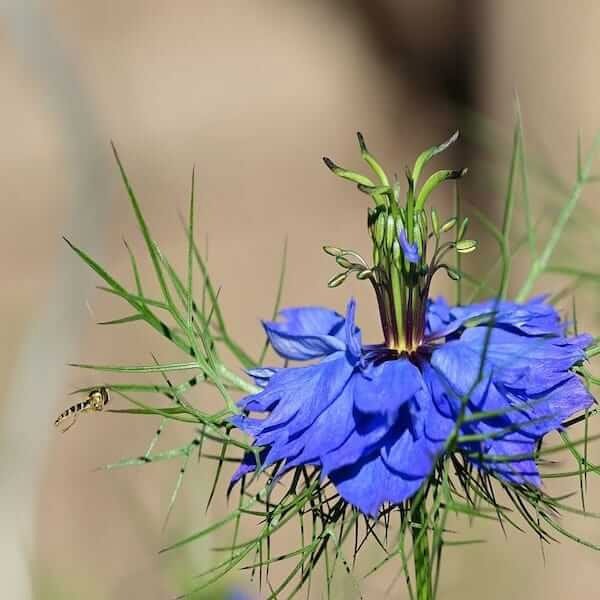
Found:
2,1 -> 600,599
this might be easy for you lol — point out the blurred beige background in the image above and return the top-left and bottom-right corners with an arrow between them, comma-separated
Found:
1,1 -> 600,599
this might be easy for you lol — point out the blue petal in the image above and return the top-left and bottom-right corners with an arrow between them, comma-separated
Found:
330,452 -> 424,516
382,381 -> 454,478
262,306 -> 347,360
433,326 -> 587,400
476,436 -> 541,487
229,450 -> 266,491
426,296 -> 567,340
418,360 -> 457,419
230,414 -> 264,436
344,298 -> 362,361
354,358 -> 423,424
381,429 -> 434,478
431,314 -> 592,486
255,353 -> 355,435
566,333 -> 594,351
398,229 -> 420,263
239,351 -> 352,417
276,374 -> 358,469
459,326 -> 587,382
414,377 -> 456,445
492,296 -> 562,336
246,367 -> 280,388
425,297 -> 452,336
227,587 -> 254,600
523,374 -> 593,434
430,338 -> 490,403
320,411 -> 390,475
461,379 -> 534,442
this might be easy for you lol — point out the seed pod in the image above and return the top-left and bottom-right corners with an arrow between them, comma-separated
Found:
414,225 -> 424,259
374,213 -> 386,246
440,217 -> 457,233
445,266 -> 461,280
336,256 -> 354,269
395,218 -> 403,237
456,239 -> 478,254
392,239 -> 401,262
431,208 -> 440,236
323,246 -> 343,257
356,269 -> 372,280
328,272 -> 348,288
385,214 -> 396,249
367,207 -> 377,230
458,217 -> 469,239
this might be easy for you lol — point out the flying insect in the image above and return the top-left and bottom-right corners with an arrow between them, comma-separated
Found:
54,387 -> 110,432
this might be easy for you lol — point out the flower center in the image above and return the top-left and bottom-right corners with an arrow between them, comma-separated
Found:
323,132 -> 477,353
367,204 -> 427,352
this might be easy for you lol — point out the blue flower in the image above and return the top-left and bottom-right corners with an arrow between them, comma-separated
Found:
231,298 -> 592,517
231,298 -> 593,514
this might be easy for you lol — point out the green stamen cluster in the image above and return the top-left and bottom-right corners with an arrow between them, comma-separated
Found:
323,132 -> 476,352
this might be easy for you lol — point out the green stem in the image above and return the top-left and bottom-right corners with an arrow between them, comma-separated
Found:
412,500 -> 433,600
454,183 -> 462,306
218,365 -> 260,396
516,131 -> 600,301
391,263 -> 405,349
406,180 -> 415,243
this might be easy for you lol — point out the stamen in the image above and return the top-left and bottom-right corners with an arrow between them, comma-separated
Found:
323,132 -> 473,353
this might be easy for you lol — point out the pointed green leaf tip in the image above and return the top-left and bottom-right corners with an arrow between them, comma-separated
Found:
412,130 -> 460,186
450,167 -> 468,179
415,168 -> 468,211
357,131 -> 389,186
322,156 -> 337,172
357,183 -> 393,196
322,156 -> 374,187
374,212 -> 386,247
357,131 -> 368,154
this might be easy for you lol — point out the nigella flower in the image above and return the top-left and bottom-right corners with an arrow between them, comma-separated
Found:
229,131 -> 595,517
231,297 -> 592,515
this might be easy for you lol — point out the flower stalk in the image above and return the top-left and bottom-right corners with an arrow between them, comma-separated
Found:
412,500 -> 433,600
